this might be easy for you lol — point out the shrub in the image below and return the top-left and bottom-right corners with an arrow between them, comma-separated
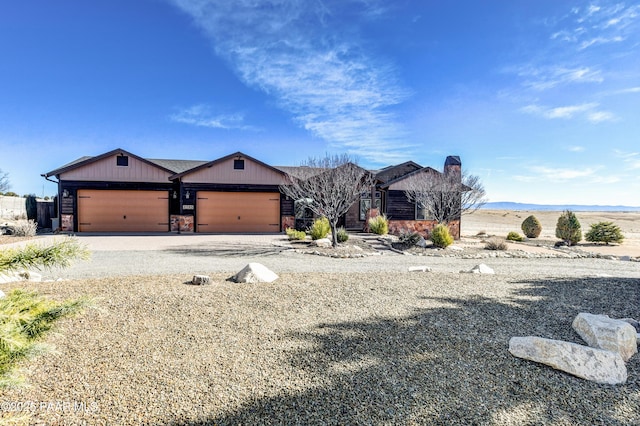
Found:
585,221 -> 624,245
25,195 -> 37,221
521,215 -> 542,238
555,210 -> 582,246
336,227 -> 349,243
285,227 -> 306,241
368,214 -> 389,235
485,238 -> 508,250
309,217 -> 330,240
0,237 -> 90,273
506,231 -> 524,242
0,289 -> 89,387
11,220 -> 37,237
431,224 -> 453,248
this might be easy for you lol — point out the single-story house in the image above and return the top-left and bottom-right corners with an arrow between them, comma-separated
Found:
43,148 -> 462,238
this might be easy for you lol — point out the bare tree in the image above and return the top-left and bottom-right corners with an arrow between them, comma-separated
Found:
403,169 -> 486,224
280,154 -> 374,247
0,169 -> 9,193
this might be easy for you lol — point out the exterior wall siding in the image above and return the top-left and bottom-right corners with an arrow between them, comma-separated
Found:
182,157 -> 287,185
60,154 -> 172,183
385,190 -> 415,220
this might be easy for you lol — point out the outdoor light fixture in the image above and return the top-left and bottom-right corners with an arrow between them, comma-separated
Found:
172,191 -> 177,199
186,191 -> 190,199
62,189 -> 69,198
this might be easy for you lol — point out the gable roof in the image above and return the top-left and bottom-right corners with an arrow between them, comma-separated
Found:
168,151 -> 286,180
379,166 -> 441,189
43,148 -> 178,178
374,161 -> 423,184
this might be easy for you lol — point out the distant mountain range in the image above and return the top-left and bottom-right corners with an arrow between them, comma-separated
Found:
482,202 -> 640,212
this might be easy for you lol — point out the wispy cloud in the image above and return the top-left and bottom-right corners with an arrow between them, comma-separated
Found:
170,104 -> 258,131
167,0 -> 411,164
614,150 -> 640,169
512,65 -> 603,91
514,164 -> 616,184
521,102 -> 615,122
567,145 -> 585,152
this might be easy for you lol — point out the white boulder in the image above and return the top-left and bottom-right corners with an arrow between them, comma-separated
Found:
312,238 -> 332,248
408,266 -> 432,272
191,275 -> 211,285
0,289 -> 5,299
462,264 -> 495,274
231,263 -> 279,283
509,336 -> 627,385
572,313 -> 637,361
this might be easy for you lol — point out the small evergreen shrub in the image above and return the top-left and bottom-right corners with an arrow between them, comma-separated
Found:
521,215 -> 542,238
585,221 -> 624,245
506,231 -> 524,242
555,210 -> 582,246
368,214 -> 389,235
309,217 -> 330,240
25,195 -> 37,221
336,227 -> 349,243
431,224 -> 453,248
285,227 -> 306,241
485,238 -> 508,250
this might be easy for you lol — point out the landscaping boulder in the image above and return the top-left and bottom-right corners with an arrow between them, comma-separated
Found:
462,264 -> 495,274
0,289 -> 5,299
509,336 -> 627,385
230,263 -> 278,283
572,313 -> 637,361
416,236 -> 427,248
191,275 -> 211,285
408,266 -> 432,272
312,238 -> 332,248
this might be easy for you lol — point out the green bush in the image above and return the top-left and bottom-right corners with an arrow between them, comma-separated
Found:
11,219 -> 37,237
0,237 -> 90,273
506,231 -> 524,242
0,290 -> 89,387
585,221 -> 624,245
285,227 -> 306,241
309,217 -> 330,240
521,215 -> 542,238
555,210 -> 582,246
399,232 -> 422,246
25,195 -> 37,221
368,214 -> 389,235
336,227 -> 349,243
430,224 -> 453,248
485,238 -> 508,250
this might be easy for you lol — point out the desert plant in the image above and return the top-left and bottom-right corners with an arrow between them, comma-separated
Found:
336,227 -> 349,243
521,215 -> 542,238
585,221 -> 624,245
0,289 -> 89,387
368,214 -> 389,235
285,227 -> 306,241
0,238 -> 90,273
555,210 -> 582,246
11,220 -> 38,237
485,238 -> 508,250
25,195 -> 37,221
309,217 -> 331,240
506,231 -> 524,242
430,224 -> 453,248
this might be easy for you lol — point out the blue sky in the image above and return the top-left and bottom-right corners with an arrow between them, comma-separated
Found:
1,0 -> 639,205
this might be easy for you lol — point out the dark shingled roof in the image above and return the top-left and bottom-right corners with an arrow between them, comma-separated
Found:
147,159 -> 209,174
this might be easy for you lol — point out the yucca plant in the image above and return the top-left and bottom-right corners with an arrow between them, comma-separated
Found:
368,214 -> 389,235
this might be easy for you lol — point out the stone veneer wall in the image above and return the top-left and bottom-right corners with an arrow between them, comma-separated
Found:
170,215 -> 194,233
281,215 -> 295,231
388,219 -> 460,240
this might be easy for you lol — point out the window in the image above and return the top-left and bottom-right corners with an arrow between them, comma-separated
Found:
116,155 -> 129,167
234,159 -> 245,170
359,191 -> 381,220
416,202 -> 430,220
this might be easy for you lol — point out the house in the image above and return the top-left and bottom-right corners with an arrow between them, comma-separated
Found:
43,148 -> 462,238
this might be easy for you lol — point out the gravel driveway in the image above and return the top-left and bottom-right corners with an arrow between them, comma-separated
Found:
26,233 -> 640,279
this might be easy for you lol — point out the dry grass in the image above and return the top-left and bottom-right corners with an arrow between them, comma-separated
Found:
2,272 -> 639,425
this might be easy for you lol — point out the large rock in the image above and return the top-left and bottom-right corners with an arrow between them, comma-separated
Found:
312,238 -> 332,248
509,336 -> 627,385
461,264 -> 495,274
572,313 -> 637,361
230,263 -> 279,283
408,266 -> 432,272
0,289 -> 5,299
191,275 -> 211,285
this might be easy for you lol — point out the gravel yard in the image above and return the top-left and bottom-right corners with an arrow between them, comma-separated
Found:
2,243 -> 640,425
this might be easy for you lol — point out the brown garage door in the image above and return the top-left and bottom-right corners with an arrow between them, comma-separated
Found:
77,190 -> 169,232
197,191 -> 280,232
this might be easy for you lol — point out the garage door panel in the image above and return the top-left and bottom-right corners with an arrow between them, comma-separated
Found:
78,190 -> 169,232
197,192 -> 279,232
